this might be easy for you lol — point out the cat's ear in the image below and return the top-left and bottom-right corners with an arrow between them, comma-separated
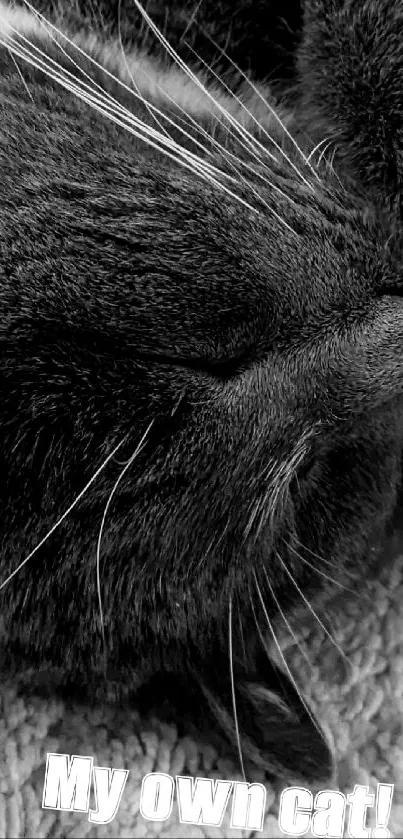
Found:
298,0 -> 403,214
195,646 -> 335,786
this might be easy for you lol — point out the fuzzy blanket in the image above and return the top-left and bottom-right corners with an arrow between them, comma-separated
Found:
1,548 -> 403,839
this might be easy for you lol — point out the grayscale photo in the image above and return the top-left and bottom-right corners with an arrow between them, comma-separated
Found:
0,0 -> 402,835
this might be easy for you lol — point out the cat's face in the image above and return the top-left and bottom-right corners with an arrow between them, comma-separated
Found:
1,0 -> 403,787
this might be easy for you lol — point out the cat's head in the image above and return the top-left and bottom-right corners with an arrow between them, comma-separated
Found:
0,0 -> 402,786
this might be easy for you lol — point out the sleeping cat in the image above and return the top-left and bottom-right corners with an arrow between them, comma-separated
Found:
0,0 -> 402,787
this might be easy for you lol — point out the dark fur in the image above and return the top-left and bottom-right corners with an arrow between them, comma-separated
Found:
0,0 -> 403,786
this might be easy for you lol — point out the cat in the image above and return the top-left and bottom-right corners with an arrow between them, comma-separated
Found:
0,0 -> 402,787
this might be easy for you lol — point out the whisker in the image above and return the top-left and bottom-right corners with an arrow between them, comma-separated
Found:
317,141 -> 333,168
96,420 -> 154,673
117,0 -> 170,141
216,161 -> 297,233
1,34 -> 261,214
151,96 -> 302,218
17,3 -> 300,229
195,27 -> 321,184
120,48 -> 301,204
250,573 -> 324,739
261,567 -> 313,668
275,551 -> 353,669
21,0 -> 240,175
236,593 -> 247,666
127,1 -> 296,231
229,595 -> 246,781
184,42 -> 281,165
195,520 -> 229,572
7,45 -> 35,102
306,137 -> 331,165
2,22 -> 231,185
116,18 -> 297,231
179,0 -> 204,45
286,540 -> 364,599
107,37 -> 288,198
184,39 -> 316,193
25,3 -> 189,148
244,497 -> 264,540
254,432 -> 314,540
329,147 -> 337,171
307,133 -> 344,191
0,435 -> 128,593
130,4 -> 279,166
326,146 -> 346,192
293,537 -> 363,584
108,43 -> 260,172
17,5 -> 246,181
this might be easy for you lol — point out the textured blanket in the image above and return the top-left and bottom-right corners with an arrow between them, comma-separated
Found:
1,547 -> 403,839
